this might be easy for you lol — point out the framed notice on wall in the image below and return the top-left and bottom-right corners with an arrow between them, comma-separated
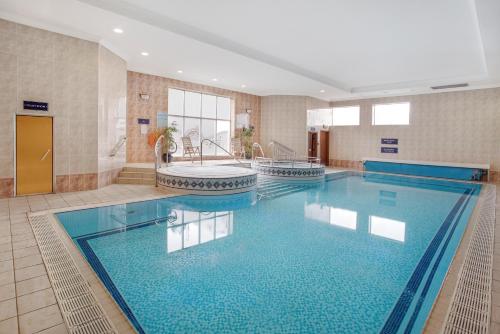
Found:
236,113 -> 250,129
381,147 -> 398,154
381,138 -> 398,145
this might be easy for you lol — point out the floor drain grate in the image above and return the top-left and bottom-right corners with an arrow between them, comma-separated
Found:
443,184 -> 495,334
28,214 -> 117,334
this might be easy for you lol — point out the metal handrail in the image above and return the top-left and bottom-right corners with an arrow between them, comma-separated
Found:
251,142 -> 265,160
154,135 -> 165,187
200,138 -> 244,165
254,156 -> 321,168
268,140 -> 297,160
109,135 -> 126,157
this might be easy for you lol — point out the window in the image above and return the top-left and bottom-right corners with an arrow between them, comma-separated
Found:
167,89 -> 232,156
332,106 -> 360,126
307,106 -> 360,127
372,102 -> 410,125
307,109 -> 332,127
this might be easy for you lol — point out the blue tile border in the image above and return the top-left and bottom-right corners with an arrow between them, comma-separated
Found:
380,187 -> 476,333
76,216 -> 177,334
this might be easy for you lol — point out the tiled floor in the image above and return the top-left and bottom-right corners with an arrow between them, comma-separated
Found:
491,186 -> 500,333
0,184 -> 166,334
0,181 -> 499,333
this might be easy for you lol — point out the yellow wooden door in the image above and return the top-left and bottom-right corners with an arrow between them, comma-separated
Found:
16,116 -> 53,195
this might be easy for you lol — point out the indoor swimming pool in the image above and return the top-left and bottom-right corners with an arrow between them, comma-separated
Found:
55,172 -> 481,333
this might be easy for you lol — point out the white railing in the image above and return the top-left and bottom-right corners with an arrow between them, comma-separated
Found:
268,140 -> 297,161
109,135 -> 126,157
252,140 -> 322,169
200,138 -> 244,165
154,135 -> 165,187
251,142 -> 265,160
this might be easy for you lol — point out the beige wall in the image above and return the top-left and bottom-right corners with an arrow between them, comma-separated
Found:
329,88 -> 500,173
0,18 -> 127,197
97,46 -> 127,187
260,96 -> 329,156
127,71 -> 261,163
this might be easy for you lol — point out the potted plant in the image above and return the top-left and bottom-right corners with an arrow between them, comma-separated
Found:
147,126 -> 177,163
240,126 -> 255,159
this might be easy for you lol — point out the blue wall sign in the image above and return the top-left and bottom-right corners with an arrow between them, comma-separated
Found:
381,138 -> 398,145
137,118 -> 150,125
381,147 -> 398,154
23,101 -> 48,111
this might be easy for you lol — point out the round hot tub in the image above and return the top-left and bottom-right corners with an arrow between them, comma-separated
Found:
252,160 -> 325,180
157,165 -> 257,195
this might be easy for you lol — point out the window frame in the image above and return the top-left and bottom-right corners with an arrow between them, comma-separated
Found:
166,88 -> 232,156
331,105 -> 360,126
371,102 -> 410,126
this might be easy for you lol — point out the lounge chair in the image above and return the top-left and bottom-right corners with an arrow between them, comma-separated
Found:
181,136 -> 200,162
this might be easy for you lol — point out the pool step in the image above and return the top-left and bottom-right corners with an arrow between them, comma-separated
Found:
116,167 -> 156,185
257,179 -> 312,199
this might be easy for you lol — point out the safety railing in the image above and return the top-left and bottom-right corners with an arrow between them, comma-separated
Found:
109,135 -> 126,157
253,156 -> 321,169
261,140 -> 322,168
200,138 -> 244,165
251,142 -> 265,160
154,135 -> 165,187
268,140 -> 297,161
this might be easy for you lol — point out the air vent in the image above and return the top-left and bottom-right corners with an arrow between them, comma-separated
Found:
431,83 -> 469,90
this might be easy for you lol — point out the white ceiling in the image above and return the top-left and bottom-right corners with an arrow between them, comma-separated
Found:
0,0 -> 499,101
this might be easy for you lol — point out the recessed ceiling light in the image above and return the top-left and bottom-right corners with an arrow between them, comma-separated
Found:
319,89 -> 325,93
212,78 -> 218,82
177,70 -> 183,74
113,28 -> 123,34
241,84 -> 246,88
141,52 -> 149,56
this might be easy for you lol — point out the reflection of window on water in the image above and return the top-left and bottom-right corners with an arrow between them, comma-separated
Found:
369,216 -> 405,242
304,204 -> 357,230
166,210 -> 233,253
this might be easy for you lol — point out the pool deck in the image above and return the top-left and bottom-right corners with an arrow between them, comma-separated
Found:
0,170 -> 498,333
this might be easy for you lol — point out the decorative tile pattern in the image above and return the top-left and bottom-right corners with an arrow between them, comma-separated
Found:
253,164 -> 325,178
157,173 -> 257,192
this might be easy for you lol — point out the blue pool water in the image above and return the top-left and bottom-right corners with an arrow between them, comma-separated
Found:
56,172 -> 480,333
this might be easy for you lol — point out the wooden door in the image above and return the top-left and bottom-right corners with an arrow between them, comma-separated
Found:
16,115 -> 53,195
320,130 -> 329,166
308,131 -> 318,160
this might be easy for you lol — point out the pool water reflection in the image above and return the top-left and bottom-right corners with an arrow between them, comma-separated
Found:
56,173 -> 479,334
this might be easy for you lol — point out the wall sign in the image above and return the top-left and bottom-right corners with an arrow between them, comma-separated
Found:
381,147 -> 398,154
157,112 -> 168,128
23,101 -> 48,111
137,118 -> 150,125
381,138 -> 398,145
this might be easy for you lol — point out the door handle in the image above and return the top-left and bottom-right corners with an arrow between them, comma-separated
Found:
40,149 -> 51,161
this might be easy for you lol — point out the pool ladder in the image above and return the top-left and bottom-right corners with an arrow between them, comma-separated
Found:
256,178 -> 313,199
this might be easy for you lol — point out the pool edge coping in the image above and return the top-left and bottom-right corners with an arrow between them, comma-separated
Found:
423,182 -> 496,333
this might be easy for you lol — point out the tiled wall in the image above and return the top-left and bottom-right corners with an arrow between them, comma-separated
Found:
260,96 -> 329,156
329,88 -> 500,176
0,18 -> 127,197
127,71 -> 261,162
97,46 -> 127,187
